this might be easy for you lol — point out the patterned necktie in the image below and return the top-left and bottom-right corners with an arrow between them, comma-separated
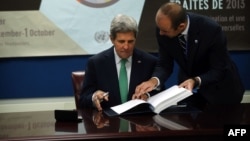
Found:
119,59 -> 128,103
178,34 -> 187,56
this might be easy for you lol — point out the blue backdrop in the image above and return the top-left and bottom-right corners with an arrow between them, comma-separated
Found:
0,51 -> 249,99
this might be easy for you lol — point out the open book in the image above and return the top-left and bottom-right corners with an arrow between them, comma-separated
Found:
104,85 -> 192,116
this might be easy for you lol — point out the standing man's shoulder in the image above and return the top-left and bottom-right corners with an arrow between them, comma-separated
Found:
188,12 -> 222,35
188,12 -> 220,27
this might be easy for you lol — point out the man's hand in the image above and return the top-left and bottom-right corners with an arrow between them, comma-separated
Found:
140,93 -> 150,101
178,78 -> 196,91
132,78 -> 158,100
93,90 -> 109,111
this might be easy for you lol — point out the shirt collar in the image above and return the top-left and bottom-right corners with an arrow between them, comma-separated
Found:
181,15 -> 190,36
114,48 -> 132,64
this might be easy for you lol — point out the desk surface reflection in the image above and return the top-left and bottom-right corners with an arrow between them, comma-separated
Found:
0,104 -> 249,141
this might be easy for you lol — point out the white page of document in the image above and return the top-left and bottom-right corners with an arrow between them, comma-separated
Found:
111,99 -> 147,114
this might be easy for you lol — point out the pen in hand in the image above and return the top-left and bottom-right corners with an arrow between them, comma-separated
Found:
102,92 -> 109,102
103,92 -> 109,97
95,91 -> 109,111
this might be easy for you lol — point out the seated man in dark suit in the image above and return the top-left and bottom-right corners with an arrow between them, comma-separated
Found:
80,14 -> 163,112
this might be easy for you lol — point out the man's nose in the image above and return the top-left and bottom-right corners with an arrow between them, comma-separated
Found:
123,42 -> 129,49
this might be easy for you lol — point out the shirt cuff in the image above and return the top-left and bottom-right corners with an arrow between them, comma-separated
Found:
92,91 -> 98,107
152,77 -> 161,90
92,92 -> 95,102
146,92 -> 151,98
195,76 -> 201,88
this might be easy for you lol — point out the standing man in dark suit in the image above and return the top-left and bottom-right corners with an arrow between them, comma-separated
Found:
133,2 -> 245,105
80,14 -> 161,111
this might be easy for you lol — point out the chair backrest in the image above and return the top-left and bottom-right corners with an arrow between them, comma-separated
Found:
71,71 -> 85,109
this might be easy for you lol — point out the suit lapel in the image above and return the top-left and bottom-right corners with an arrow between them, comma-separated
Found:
128,49 -> 142,98
186,14 -> 200,75
104,48 -> 121,102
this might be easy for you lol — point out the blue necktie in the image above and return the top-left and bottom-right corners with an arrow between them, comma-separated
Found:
119,59 -> 128,103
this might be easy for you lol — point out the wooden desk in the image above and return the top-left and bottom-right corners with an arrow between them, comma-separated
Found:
1,104 -> 249,141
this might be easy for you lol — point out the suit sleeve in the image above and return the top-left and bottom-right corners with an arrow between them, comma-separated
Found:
79,57 -> 97,108
152,28 -> 174,86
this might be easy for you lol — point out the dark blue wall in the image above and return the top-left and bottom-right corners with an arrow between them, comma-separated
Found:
0,51 -> 249,99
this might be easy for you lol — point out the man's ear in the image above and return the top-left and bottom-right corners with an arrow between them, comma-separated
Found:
178,23 -> 186,31
110,36 -> 114,43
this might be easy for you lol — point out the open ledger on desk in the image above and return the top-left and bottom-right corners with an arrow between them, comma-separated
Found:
104,85 -> 192,117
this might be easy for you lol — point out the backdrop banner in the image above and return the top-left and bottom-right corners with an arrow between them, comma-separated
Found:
0,0 -> 249,58
0,0 -> 145,57
136,0 -> 250,52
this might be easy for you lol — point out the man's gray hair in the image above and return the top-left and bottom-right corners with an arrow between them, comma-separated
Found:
110,14 -> 138,39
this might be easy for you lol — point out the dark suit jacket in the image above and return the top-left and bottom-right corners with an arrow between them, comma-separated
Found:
154,12 -> 245,104
80,47 -> 160,109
